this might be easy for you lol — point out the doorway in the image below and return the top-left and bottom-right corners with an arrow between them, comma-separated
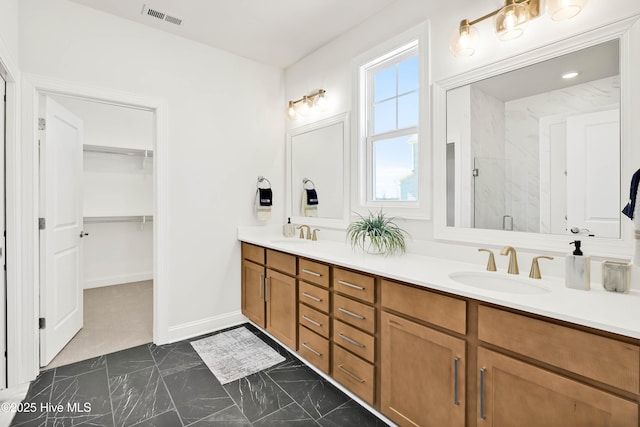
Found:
38,94 -> 155,369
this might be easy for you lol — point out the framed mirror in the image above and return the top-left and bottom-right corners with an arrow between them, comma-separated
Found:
286,112 -> 350,228
433,17 -> 640,257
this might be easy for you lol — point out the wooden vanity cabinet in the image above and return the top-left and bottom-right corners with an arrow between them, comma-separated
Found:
477,347 -> 638,427
241,243 -> 298,349
380,280 -> 467,427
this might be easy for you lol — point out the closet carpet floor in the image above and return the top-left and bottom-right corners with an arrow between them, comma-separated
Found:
11,323 -> 389,427
44,280 -> 153,370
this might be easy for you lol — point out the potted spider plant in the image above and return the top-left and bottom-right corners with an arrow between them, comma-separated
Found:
346,210 -> 409,255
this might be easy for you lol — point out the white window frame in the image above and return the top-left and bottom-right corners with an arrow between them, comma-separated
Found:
353,22 -> 430,219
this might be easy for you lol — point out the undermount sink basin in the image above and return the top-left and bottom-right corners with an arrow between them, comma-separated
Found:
449,271 -> 551,295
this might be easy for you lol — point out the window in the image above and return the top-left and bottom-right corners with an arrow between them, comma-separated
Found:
360,39 -> 421,206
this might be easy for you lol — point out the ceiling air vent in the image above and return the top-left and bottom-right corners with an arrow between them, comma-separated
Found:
141,4 -> 183,26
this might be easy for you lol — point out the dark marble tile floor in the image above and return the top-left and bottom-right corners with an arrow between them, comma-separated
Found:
10,323 -> 390,427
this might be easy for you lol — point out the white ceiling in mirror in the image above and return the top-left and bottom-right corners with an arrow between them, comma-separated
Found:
472,40 -> 619,101
67,0 -> 397,68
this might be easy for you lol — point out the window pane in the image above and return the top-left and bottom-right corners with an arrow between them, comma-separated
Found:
374,99 -> 396,134
373,134 -> 419,201
374,66 -> 396,102
398,92 -> 419,129
398,56 -> 419,94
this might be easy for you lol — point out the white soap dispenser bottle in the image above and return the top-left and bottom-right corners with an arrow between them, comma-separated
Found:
283,217 -> 295,238
565,240 -> 590,290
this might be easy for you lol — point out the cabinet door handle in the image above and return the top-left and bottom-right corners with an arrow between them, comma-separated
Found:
302,292 -> 321,302
302,343 -> 322,357
480,368 -> 486,420
338,365 -> 365,383
338,307 -> 365,320
302,269 -> 321,277
454,357 -> 460,406
338,333 -> 365,348
265,277 -> 270,302
338,280 -> 364,291
259,275 -> 264,300
302,315 -> 321,327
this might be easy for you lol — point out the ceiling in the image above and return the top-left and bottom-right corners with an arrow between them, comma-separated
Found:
68,0 -> 397,68
473,39 -> 620,102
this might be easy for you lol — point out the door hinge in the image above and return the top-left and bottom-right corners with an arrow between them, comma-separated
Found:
39,318 -> 46,330
38,118 -> 46,131
39,218 -> 46,230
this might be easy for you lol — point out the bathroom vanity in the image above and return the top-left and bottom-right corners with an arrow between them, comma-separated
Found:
239,232 -> 640,427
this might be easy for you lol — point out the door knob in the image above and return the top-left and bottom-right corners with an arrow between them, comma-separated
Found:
80,231 -> 89,238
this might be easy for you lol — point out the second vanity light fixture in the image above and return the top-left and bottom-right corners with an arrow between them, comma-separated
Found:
450,0 -> 588,57
286,89 -> 326,120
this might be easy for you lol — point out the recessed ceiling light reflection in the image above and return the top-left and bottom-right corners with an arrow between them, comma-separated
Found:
562,71 -> 579,79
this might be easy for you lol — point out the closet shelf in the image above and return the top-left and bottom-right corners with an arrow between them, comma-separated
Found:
83,215 -> 153,224
83,144 -> 153,157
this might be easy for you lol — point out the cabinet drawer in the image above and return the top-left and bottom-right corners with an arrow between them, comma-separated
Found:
266,249 -> 296,275
333,319 -> 375,363
299,326 -> 330,374
242,243 -> 265,264
333,268 -> 375,304
478,305 -> 640,394
299,304 -> 330,338
298,281 -> 329,313
333,294 -> 375,334
381,280 -> 466,335
298,258 -> 330,288
333,344 -> 375,405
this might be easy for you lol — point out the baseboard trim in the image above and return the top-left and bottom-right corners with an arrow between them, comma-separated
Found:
165,311 -> 247,343
84,272 -> 153,289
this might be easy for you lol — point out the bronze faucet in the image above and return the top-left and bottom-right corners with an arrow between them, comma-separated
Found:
500,246 -> 519,275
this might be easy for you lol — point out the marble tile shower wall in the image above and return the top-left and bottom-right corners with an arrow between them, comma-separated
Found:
10,324 -> 388,427
505,76 -> 620,233
470,86 -> 506,230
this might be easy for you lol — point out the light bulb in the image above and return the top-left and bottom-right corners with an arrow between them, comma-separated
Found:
503,10 -> 517,29
313,90 -> 326,110
285,101 -> 297,120
299,96 -> 311,116
449,19 -> 479,57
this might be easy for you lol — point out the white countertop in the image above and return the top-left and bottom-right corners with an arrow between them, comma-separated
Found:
238,227 -> 640,340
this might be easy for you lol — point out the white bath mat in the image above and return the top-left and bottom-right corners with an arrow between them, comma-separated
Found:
190,326 -> 285,384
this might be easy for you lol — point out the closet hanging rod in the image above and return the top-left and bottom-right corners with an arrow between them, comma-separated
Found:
83,215 -> 154,224
83,144 -> 154,158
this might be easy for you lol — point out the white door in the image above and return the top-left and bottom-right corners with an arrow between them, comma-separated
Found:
39,96 -> 84,366
566,108 -> 620,238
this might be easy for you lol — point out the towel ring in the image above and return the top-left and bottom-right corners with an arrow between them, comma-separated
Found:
302,178 -> 316,190
257,176 -> 272,189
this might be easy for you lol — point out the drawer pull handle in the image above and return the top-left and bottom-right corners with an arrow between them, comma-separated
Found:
302,269 -> 322,277
338,307 -> 365,320
338,365 -> 365,383
480,368 -> 486,420
302,315 -> 322,327
338,333 -> 365,348
454,357 -> 460,406
264,277 -> 270,302
302,343 -> 322,357
259,275 -> 264,300
302,292 -> 321,302
338,280 -> 364,291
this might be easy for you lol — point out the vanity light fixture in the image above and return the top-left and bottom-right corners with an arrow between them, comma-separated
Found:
450,0 -> 587,57
285,89 -> 326,120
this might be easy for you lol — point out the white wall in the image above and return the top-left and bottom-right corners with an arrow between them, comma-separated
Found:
284,0 -> 640,241
0,0 -> 19,66
20,0 -> 285,341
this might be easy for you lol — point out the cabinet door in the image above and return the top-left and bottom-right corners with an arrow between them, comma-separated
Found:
266,269 -> 297,349
477,347 -> 638,427
242,260 -> 265,328
381,312 -> 466,427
